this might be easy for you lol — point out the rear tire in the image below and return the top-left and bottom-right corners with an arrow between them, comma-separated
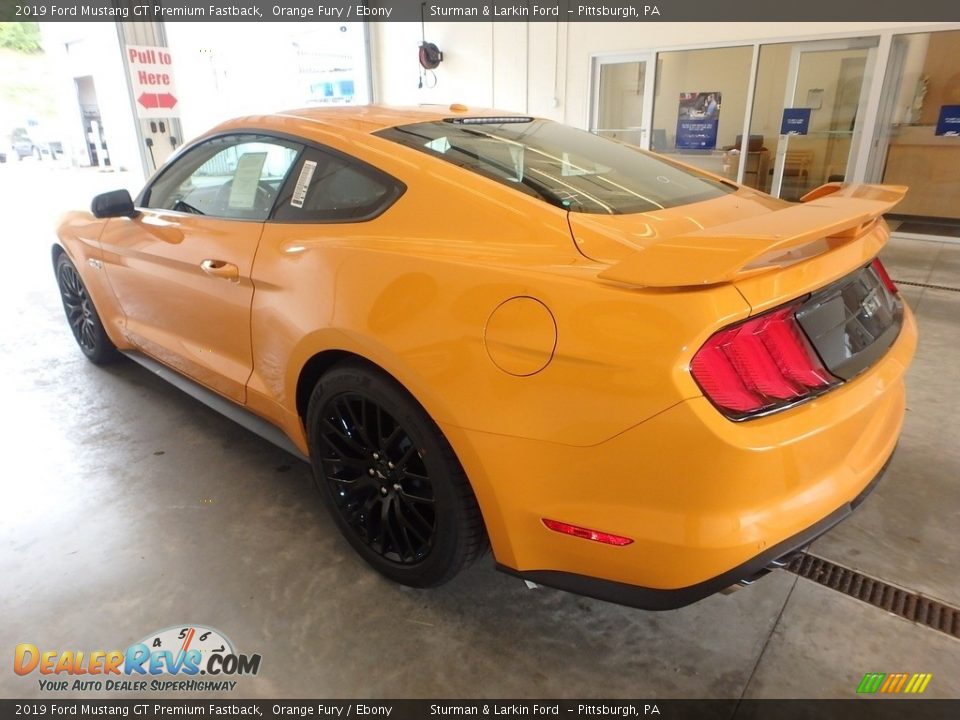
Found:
306,361 -> 486,587
55,253 -> 120,365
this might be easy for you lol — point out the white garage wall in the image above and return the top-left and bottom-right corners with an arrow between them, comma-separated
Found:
371,21 -> 936,127
371,21 -> 564,119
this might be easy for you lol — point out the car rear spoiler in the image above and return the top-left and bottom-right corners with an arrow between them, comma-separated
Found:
597,183 -> 907,289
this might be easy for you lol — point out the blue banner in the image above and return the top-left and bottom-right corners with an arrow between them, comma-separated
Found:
935,105 -> 960,137
781,108 -> 812,136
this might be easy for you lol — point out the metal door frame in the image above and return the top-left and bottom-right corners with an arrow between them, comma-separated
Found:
589,52 -> 655,149
770,37 -> 879,199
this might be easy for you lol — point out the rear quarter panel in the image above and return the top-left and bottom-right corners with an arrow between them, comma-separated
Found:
246,133 -> 753,451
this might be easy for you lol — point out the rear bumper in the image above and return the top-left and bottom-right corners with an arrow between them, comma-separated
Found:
446,304 -> 916,603
496,454 -> 890,610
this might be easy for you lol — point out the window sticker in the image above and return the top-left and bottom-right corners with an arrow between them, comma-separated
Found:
290,160 -> 318,208
228,152 -> 268,209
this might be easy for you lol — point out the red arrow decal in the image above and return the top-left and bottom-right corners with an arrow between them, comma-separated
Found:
138,92 -> 177,110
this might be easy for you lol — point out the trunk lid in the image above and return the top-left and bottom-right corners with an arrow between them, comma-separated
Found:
570,184 -> 907,304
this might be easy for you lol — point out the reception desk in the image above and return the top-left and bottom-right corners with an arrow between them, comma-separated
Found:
883,125 -> 960,219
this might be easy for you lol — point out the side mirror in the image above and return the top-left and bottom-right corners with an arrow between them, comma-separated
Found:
91,189 -> 138,219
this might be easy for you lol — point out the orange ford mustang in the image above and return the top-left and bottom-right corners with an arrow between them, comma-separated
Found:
53,106 -> 916,609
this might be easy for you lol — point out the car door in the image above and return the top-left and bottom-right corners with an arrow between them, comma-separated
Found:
99,134 -> 302,403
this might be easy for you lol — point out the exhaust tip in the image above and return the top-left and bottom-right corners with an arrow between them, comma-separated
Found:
722,550 -> 802,595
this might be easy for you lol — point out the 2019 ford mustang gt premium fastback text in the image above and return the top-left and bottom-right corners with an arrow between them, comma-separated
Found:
53,106 -> 916,609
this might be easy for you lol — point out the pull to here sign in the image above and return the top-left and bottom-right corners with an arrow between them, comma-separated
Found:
127,45 -> 180,119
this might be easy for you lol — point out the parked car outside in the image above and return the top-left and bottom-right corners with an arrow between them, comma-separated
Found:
11,126 -> 63,161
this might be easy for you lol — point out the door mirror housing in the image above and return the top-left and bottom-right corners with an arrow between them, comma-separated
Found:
91,189 -> 138,219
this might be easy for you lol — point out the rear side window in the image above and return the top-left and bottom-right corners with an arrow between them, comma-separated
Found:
271,146 -> 404,223
376,119 -> 734,215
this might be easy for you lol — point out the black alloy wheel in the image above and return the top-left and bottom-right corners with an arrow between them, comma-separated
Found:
320,392 -> 436,564
306,363 -> 486,587
55,254 -> 119,365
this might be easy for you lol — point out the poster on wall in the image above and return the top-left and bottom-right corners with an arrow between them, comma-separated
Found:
935,105 -> 960,136
675,92 -> 721,150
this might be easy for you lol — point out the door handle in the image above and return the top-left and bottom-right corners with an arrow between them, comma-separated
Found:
200,259 -> 239,281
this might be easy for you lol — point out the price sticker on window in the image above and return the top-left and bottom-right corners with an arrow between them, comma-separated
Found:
291,161 -> 318,208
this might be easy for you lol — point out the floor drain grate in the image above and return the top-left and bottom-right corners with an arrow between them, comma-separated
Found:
892,279 -> 960,293
786,552 -> 960,639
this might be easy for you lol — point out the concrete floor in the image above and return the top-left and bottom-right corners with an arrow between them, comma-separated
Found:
1,161 -> 958,700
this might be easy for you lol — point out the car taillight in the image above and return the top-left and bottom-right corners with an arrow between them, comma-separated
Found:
691,304 -> 838,419
871,258 -> 898,295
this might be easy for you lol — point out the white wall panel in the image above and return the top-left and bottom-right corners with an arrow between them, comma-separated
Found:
371,21 -> 935,127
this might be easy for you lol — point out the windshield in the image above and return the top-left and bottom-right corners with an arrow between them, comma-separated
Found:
376,118 -> 734,215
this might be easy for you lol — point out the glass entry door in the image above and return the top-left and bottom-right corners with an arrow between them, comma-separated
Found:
867,29 -> 960,233
770,39 -> 877,200
591,54 -> 655,149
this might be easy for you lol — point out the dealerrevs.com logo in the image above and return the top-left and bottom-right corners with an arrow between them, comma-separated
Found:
14,625 -> 261,692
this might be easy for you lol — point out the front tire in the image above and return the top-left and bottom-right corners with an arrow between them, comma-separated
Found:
306,362 -> 486,587
55,253 -> 119,365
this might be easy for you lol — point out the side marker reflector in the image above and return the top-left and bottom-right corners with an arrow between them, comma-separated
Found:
542,519 -> 633,546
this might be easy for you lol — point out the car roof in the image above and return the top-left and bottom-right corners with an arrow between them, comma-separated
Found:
210,104 -> 531,137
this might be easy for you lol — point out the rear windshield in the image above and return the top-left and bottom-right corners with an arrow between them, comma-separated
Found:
376,119 -> 734,214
